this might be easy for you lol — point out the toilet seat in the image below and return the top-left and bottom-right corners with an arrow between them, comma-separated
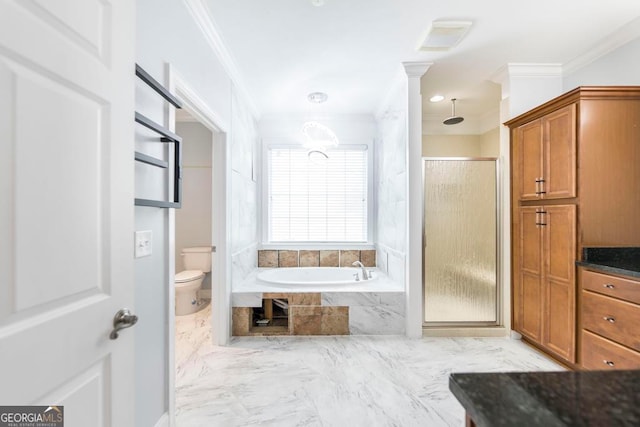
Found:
175,270 -> 204,286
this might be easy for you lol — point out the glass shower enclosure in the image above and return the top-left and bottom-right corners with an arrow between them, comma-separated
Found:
423,158 -> 498,325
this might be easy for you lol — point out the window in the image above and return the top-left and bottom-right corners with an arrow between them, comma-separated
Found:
268,146 -> 368,242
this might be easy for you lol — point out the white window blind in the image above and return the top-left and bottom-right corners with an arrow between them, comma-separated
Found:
268,146 -> 368,242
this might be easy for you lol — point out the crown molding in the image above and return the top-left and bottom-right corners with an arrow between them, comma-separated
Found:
402,61 -> 433,78
490,63 -> 562,99
182,0 -> 260,119
507,63 -> 563,78
563,16 -> 640,76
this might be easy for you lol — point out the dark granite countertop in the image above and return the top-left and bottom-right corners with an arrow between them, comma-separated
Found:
449,370 -> 640,427
576,247 -> 640,279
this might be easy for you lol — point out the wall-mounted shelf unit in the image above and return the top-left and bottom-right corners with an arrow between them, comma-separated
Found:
134,64 -> 183,208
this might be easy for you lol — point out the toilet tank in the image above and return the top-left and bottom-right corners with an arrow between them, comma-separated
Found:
181,246 -> 212,272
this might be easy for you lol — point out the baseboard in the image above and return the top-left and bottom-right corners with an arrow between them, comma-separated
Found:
199,289 -> 212,299
154,412 -> 169,427
422,327 -> 509,338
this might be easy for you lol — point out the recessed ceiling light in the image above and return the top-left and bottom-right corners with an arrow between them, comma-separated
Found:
429,95 -> 445,102
419,21 -> 473,51
311,0 -> 325,7
307,92 -> 328,104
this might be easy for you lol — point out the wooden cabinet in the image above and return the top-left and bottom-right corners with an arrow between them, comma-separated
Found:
580,268 -> 640,370
517,104 -> 576,201
507,86 -> 640,366
515,205 -> 576,361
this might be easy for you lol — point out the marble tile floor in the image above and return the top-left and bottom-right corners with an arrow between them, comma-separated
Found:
175,305 -> 564,427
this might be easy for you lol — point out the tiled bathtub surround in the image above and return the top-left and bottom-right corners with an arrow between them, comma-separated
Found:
278,250 -> 299,267
299,250 -> 320,267
232,292 -> 349,336
319,250 -> 338,267
323,292 -> 405,335
257,250 -> 278,268
258,249 -> 376,268
233,268 -> 403,335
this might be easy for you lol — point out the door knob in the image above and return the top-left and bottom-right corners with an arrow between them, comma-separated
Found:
109,308 -> 138,340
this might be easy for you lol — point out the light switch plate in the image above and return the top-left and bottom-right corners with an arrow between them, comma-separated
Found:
134,230 -> 152,258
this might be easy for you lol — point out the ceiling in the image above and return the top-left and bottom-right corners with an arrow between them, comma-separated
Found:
204,0 -> 640,131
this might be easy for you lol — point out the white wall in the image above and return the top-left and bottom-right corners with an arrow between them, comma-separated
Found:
175,121 -> 213,289
564,37 -> 640,90
135,0 -> 259,425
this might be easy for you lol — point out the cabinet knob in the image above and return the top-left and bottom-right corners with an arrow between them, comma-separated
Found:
603,316 -> 616,323
603,283 -> 615,289
604,360 -> 615,367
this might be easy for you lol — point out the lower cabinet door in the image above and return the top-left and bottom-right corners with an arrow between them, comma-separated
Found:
542,205 -> 576,363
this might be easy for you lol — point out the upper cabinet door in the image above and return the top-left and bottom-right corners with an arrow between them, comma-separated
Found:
543,104 -> 577,200
518,119 -> 544,201
516,104 -> 577,201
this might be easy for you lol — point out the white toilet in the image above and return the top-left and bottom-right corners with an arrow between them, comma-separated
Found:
175,246 -> 211,316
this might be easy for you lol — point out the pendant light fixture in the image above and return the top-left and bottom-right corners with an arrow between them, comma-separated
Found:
302,92 -> 338,162
443,98 -> 464,125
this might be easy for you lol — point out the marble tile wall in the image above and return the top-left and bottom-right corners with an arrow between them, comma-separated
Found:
375,83 -> 408,259
323,292 -> 405,335
231,244 -> 257,288
230,90 -> 259,286
258,249 -> 376,268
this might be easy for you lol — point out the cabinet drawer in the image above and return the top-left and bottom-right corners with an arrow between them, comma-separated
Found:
582,291 -> 640,351
582,269 -> 640,304
581,330 -> 640,370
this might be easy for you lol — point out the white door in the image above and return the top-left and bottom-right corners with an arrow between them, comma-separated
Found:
0,1 -> 135,426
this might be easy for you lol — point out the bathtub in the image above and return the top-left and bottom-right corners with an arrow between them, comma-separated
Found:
233,267 -> 405,334
258,267 -> 377,287
234,267 -> 402,293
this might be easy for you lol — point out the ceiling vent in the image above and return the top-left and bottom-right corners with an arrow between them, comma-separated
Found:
419,21 -> 472,51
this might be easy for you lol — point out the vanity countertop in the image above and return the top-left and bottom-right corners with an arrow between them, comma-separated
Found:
449,370 -> 640,427
576,247 -> 640,279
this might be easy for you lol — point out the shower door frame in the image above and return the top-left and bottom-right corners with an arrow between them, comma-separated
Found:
422,157 -> 501,327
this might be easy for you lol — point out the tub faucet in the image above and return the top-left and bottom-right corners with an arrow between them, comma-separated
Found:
352,261 -> 369,280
